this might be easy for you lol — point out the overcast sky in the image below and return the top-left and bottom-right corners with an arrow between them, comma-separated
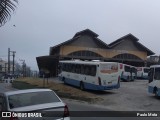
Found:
1,0 -> 160,71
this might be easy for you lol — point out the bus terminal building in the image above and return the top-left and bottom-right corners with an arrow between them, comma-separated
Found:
36,29 -> 154,77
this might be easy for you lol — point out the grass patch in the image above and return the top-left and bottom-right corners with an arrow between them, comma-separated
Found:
12,77 -> 103,103
12,81 -> 39,89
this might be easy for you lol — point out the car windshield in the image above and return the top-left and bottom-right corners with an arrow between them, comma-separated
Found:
8,91 -> 60,109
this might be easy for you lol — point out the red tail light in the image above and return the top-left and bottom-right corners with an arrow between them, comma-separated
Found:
98,77 -> 102,85
120,64 -> 123,69
63,104 -> 69,117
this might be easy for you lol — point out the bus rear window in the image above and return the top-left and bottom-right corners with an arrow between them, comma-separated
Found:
137,67 -> 142,71
100,63 -> 118,74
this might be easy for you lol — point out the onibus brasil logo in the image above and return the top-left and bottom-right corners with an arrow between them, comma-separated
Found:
2,112 -> 42,118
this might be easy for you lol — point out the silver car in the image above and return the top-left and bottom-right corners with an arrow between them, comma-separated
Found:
0,89 -> 70,120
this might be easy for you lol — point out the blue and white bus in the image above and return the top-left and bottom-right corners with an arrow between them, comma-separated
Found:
58,60 -> 120,91
148,65 -> 160,97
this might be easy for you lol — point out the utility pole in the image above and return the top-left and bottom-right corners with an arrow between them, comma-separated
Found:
8,48 -> 16,75
11,51 -> 16,74
8,48 -> 10,74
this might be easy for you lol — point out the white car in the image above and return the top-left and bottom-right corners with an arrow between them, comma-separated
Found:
0,89 -> 70,120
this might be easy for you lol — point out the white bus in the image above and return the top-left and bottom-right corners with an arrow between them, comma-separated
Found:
148,65 -> 160,97
58,60 -> 120,91
119,63 -> 131,81
137,67 -> 150,79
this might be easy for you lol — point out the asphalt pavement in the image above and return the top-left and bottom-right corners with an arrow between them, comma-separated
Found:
0,82 -> 159,120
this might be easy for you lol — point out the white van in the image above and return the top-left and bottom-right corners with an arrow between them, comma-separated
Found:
148,65 -> 160,96
119,63 -> 131,81
137,67 -> 149,79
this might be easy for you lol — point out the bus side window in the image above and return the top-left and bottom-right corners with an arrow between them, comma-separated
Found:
71,64 -> 76,73
75,65 -> 80,74
68,64 -> 71,72
88,66 -> 92,76
63,64 -> 66,71
90,66 -> 96,76
81,65 -> 85,74
84,65 -> 90,75
148,68 -> 154,83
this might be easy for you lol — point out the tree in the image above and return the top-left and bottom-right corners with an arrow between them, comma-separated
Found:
0,0 -> 18,27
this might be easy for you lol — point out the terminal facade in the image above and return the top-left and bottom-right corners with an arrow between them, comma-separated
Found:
36,29 -> 154,76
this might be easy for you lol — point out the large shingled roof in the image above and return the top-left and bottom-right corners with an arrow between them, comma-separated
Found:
50,29 -> 154,56
108,33 -> 154,56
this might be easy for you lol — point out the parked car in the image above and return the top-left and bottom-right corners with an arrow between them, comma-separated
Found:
0,89 -> 70,120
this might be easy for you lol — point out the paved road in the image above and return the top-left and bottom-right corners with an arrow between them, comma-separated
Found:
0,82 -> 159,120
64,99 -> 159,120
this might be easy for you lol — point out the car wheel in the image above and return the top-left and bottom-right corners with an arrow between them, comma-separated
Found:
155,89 -> 159,97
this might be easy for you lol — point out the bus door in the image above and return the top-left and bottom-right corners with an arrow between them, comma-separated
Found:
130,67 -> 133,80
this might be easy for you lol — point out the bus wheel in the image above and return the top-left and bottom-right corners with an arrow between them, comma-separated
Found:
117,76 -> 120,87
63,77 -> 66,84
154,87 -> 159,97
80,82 -> 85,91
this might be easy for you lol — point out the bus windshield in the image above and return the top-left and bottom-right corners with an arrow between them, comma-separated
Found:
144,68 -> 150,73
124,66 -> 131,72
100,63 -> 118,74
132,67 -> 137,73
154,67 -> 160,80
